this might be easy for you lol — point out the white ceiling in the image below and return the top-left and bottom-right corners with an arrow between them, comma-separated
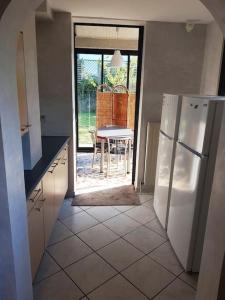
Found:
76,26 -> 139,40
49,0 -> 213,23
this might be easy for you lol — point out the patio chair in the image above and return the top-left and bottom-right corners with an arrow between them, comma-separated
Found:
89,129 -> 102,168
89,129 -> 114,168
106,136 -> 132,177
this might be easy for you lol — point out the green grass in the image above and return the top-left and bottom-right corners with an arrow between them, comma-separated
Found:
78,112 -> 96,146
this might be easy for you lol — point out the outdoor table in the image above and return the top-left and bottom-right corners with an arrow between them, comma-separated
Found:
97,127 -> 134,173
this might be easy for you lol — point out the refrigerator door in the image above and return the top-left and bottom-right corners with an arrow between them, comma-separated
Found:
160,94 -> 181,139
154,132 -> 175,229
178,97 -> 215,155
167,142 -> 207,271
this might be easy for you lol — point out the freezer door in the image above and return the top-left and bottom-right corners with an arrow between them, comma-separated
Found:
178,97 -> 215,155
160,94 -> 181,139
167,142 -> 207,271
154,132 -> 175,229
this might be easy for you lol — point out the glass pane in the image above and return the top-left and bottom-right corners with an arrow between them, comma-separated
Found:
77,54 -> 102,147
129,56 -> 138,92
103,54 -> 128,88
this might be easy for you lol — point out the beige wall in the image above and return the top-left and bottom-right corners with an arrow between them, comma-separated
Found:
200,21 -> 223,95
36,11 -> 75,196
75,37 -> 138,50
135,21 -> 206,190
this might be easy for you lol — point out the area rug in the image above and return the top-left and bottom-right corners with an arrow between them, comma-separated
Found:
72,185 -> 141,206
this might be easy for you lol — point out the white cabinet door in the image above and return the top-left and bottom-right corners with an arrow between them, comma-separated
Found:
160,94 -> 181,139
61,145 -> 68,196
43,171 -> 55,246
154,132 -> 174,228
28,196 -> 45,279
167,143 -> 207,271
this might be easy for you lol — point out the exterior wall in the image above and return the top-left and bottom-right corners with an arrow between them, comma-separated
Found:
200,21 -> 223,95
135,21 -> 206,190
36,11 -> 75,196
22,13 -> 42,169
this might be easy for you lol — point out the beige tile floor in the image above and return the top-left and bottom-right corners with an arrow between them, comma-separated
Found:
33,195 -> 197,300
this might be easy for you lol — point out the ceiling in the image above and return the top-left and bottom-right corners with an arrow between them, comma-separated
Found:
76,26 -> 139,40
49,0 -> 213,23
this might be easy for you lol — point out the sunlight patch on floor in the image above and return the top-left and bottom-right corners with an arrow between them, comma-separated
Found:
76,153 -> 132,195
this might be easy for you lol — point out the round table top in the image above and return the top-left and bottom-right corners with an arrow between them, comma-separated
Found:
97,127 -> 134,139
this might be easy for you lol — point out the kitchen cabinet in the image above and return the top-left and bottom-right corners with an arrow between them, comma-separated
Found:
42,170 -> 54,246
27,143 -> 69,279
27,187 -> 45,279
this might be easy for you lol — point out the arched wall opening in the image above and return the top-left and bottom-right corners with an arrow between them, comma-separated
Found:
1,1 -> 225,299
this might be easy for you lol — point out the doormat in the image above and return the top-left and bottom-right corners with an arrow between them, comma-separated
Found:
72,185 -> 140,206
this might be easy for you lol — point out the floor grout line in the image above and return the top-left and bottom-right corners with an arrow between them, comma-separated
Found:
34,197 -> 197,299
46,222 -> 182,300
44,249 -> 89,299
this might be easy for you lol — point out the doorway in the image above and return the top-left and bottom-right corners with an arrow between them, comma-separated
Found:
74,24 -> 144,195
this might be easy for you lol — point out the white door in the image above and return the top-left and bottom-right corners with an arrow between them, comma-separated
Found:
154,132 -> 175,228
160,94 -> 181,139
178,97 -> 215,155
167,142 -> 207,271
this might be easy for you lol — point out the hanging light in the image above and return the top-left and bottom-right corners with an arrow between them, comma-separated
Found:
111,28 -> 123,68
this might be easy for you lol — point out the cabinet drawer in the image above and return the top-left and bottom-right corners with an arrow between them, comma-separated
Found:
27,181 -> 43,213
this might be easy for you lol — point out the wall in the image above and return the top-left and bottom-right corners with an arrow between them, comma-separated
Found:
200,21 -> 223,95
0,1 -> 43,299
196,105 -> 225,300
22,13 -> 42,169
75,37 -> 138,50
135,21 -> 206,190
36,11 -> 75,196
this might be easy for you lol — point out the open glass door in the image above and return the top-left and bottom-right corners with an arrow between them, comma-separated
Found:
76,53 -> 102,149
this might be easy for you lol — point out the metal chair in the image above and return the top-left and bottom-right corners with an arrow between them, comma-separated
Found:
89,129 -> 102,168
106,136 -> 132,177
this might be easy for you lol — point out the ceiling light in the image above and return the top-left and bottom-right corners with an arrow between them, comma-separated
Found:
111,50 -> 123,68
111,28 -> 123,68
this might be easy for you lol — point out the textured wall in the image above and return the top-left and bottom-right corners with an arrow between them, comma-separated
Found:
135,22 -> 206,190
0,2 -> 42,299
200,21 -> 223,95
36,12 -> 75,195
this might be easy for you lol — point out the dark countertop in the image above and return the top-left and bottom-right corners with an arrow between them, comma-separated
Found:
24,136 -> 70,198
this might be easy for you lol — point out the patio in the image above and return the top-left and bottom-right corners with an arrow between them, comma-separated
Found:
76,152 -> 132,195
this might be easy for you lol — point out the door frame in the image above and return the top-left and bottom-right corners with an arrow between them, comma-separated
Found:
73,23 -> 144,184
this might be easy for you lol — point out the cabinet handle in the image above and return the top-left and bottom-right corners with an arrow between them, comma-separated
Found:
35,207 -> 41,212
29,188 -> 41,202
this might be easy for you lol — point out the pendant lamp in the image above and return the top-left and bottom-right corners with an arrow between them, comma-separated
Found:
111,28 -> 123,68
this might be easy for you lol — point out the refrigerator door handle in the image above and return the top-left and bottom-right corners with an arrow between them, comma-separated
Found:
160,130 -> 174,141
177,141 -> 208,160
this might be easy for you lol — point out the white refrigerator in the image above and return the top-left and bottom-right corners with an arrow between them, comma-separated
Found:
153,94 -> 182,229
167,96 -> 223,272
